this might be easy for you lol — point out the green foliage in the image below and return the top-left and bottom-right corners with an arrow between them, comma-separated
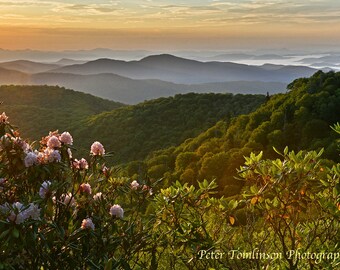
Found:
236,147 -> 340,269
72,92 -> 265,164
0,114 -> 339,269
139,71 -> 340,194
2,87 -> 264,168
0,85 -> 123,140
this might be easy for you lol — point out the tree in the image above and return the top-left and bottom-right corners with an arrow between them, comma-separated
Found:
237,148 -> 340,269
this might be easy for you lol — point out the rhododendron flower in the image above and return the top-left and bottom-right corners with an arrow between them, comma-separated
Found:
1,202 -> 41,224
142,185 -> 153,195
79,158 -> 88,169
13,137 -> 30,152
39,180 -> 51,199
0,112 -> 8,123
0,178 -> 6,185
72,160 -> 79,169
24,152 -> 38,167
7,202 -> 26,224
45,149 -> 61,163
109,204 -> 124,219
93,192 -> 102,201
80,183 -> 92,194
47,135 -> 61,149
67,148 -> 72,159
81,218 -> 95,230
36,151 -> 46,164
90,141 -> 105,155
61,193 -> 76,207
131,180 -> 140,190
72,158 -> 89,170
60,131 -> 73,145
24,203 -> 41,221
102,165 -> 110,177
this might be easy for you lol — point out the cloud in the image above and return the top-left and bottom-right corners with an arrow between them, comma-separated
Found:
1,0 -> 340,30
64,4 -> 120,14
207,0 -> 340,24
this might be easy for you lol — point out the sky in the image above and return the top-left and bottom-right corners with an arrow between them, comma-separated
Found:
0,0 -> 340,51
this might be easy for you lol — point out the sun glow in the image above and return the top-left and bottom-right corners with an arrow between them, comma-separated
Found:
0,0 -> 339,50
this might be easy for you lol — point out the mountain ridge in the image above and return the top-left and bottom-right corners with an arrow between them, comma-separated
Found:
50,54 -> 317,84
0,68 -> 287,104
133,71 -> 340,196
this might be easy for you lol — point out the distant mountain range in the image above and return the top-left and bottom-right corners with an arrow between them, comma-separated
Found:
0,54 -> 319,103
51,54 -> 317,84
0,48 -> 151,62
29,72 -> 286,104
0,60 -> 60,74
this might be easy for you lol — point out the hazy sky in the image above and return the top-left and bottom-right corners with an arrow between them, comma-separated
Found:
1,0 -> 340,51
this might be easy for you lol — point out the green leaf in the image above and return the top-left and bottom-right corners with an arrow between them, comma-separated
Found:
273,147 -> 282,156
273,197 -> 279,207
284,146 -> 289,156
250,185 -> 258,194
316,148 -> 324,158
0,229 -> 10,240
12,228 -> 19,239
104,258 -> 113,270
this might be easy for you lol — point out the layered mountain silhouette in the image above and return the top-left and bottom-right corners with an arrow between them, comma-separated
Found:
0,60 -> 60,74
52,54 -> 317,84
30,72 -> 286,104
0,54 -> 318,103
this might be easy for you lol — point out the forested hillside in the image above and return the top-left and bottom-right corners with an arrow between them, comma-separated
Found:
131,71 -> 340,196
72,93 -> 265,163
0,85 -> 124,139
2,71 -> 339,196
0,72 -> 339,269
0,86 -> 265,164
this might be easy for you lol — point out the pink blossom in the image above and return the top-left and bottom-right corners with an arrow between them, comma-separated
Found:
72,160 -> 80,169
102,166 -> 109,177
142,185 -> 153,195
0,112 -> 8,123
24,152 -> 38,167
79,158 -> 88,169
45,149 -> 61,163
60,132 -> 73,145
93,192 -> 102,201
72,158 -> 88,170
24,203 -> 41,221
47,135 -> 61,149
2,202 -> 40,224
109,204 -> 124,219
7,202 -> 25,224
0,178 -> 6,185
90,141 -> 105,156
81,218 -> 95,230
13,137 -> 30,152
39,180 -> 51,199
80,183 -> 92,194
67,148 -> 72,159
61,193 -> 76,207
131,180 -> 140,190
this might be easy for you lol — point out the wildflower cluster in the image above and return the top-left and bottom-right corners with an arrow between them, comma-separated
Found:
0,114 -> 157,269
0,202 -> 40,224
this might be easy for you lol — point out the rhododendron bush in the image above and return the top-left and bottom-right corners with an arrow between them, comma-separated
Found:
0,113 -> 223,269
0,113 -> 159,269
0,112 -> 339,270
